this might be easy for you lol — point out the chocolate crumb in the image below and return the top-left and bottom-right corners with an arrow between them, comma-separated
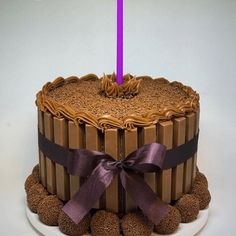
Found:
27,183 -> 48,213
194,172 -> 208,188
46,78 -> 192,121
190,183 -> 211,210
154,205 -> 181,234
90,210 -> 120,236
58,211 -> 91,236
24,174 -> 39,193
37,195 -> 64,226
121,212 -> 153,236
175,194 -> 200,223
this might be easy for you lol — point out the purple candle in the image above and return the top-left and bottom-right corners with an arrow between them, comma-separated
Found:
117,0 -> 123,85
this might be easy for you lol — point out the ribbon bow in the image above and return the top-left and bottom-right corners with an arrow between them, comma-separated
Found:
38,131 -> 198,225
63,143 -> 169,225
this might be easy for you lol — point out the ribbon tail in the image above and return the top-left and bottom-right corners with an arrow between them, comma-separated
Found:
63,163 -> 116,224
120,170 -> 170,225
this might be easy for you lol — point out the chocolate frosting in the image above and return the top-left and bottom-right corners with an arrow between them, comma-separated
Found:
36,74 -> 199,130
101,73 -> 141,98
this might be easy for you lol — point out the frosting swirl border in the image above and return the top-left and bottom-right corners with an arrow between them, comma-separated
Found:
35,74 -> 200,130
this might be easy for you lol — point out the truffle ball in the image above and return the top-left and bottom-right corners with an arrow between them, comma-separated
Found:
27,183 -> 48,213
190,183 -> 211,210
37,195 -> 64,226
58,211 -> 91,236
121,212 -> 153,236
154,205 -> 181,235
90,210 -> 120,236
32,164 -> 40,181
24,174 -> 39,193
194,172 -> 208,188
175,194 -> 200,223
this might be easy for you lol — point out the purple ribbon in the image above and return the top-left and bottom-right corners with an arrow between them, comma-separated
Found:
38,131 -> 198,225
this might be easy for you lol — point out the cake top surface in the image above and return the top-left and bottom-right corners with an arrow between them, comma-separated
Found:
36,74 -> 199,130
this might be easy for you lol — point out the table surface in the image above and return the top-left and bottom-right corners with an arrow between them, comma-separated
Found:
0,1 -> 236,235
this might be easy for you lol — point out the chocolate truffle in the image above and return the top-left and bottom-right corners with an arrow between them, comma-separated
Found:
190,183 -> 211,210
32,164 -> 40,181
24,174 -> 39,193
37,195 -> 64,226
58,211 -> 91,236
27,183 -> 48,213
121,212 -> 153,236
154,205 -> 181,235
194,172 -> 208,188
175,194 -> 200,223
90,210 -> 120,236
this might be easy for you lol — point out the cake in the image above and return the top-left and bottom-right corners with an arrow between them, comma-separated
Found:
25,74 -> 211,235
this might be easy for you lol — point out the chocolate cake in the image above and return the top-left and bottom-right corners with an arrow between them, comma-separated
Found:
25,74 -> 211,235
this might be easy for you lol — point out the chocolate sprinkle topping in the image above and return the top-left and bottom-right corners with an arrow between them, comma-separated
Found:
47,78 -> 195,121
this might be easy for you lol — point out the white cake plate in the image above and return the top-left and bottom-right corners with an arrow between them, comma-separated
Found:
26,203 -> 209,236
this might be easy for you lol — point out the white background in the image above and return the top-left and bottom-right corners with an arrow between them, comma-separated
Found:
0,0 -> 236,235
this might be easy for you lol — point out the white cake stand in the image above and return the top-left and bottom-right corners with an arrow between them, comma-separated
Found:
26,203 -> 209,236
